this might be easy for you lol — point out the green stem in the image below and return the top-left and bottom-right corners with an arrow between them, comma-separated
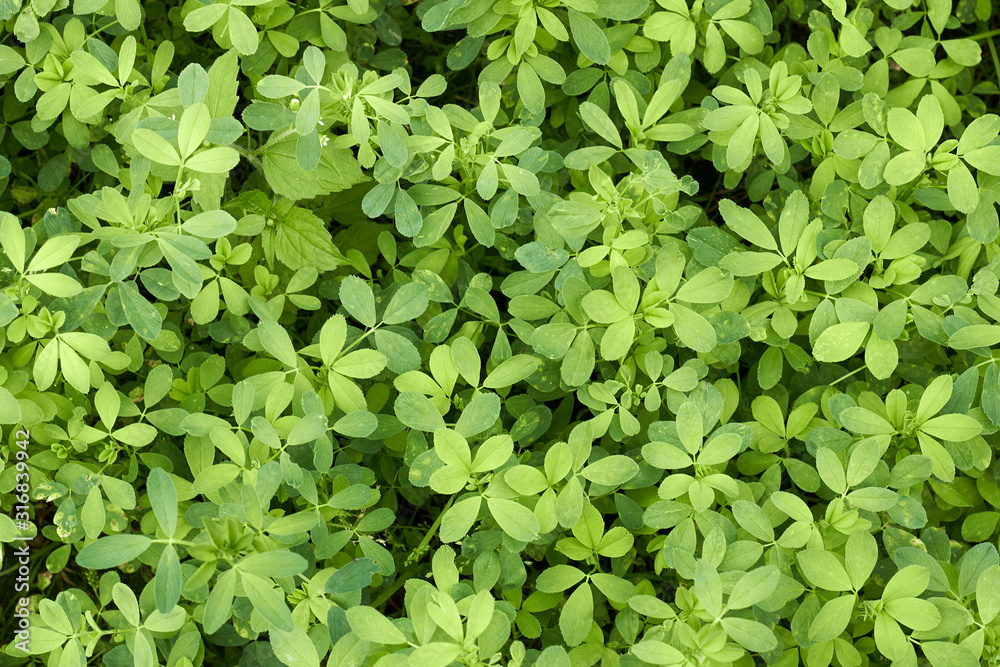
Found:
830,365 -> 866,385
341,323 -> 381,356
988,38 -> 1000,93
370,495 -> 456,610
231,144 -> 264,171
257,128 -> 299,155
968,28 -> 1000,41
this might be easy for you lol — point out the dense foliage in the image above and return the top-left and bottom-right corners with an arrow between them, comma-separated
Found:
2,0 -> 1000,665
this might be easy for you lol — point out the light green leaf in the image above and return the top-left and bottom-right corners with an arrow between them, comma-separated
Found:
271,627 -> 321,667
559,582 -> 593,647
147,468 -> 177,536
339,276 -> 377,328
580,455 -> 639,487
487,497 -> 540,542
797,549 -> 852,591
727,566 -> 780,609
813,321 -> 869,362
257,320 -> 297,367
483,355 -> 539,389
346,605 -> 407,645
808,594 -> 856,641
719,199 -> 777,251
240,572 -> 294,631
77,535 -> 152,569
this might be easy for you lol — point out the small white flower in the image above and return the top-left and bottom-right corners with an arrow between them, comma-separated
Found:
320,136 -> 329,147
317,117 -> 325,126
169,113 -> 176,120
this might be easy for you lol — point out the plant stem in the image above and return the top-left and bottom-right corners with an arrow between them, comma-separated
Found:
830,365 -> 866,385
989,38 -> 1000,93
231,144 -> 264,171
370,495 -> 455,610
969,28 -> 1000,41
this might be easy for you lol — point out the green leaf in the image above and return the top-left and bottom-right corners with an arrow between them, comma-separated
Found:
580,455 -> 639,487
919,413 -> 981,441
27,235 -> 80,273
257,320 -> 297,367
797,549 -> 852,591
948,324 -> 1000,349
186,146 -> 239,173
257,75 -> 306,98
808,594 -> 856,641
286,413 -> 328,446
548,200 -> 604,239
484,354 -> 539,389
846,438 -> 883,483
132,129 -> 181,166
922,642 -> 979,667
239,551 -> 308,578
240,572 -> 293,632
202,573 -> 236,637
813,322 -> 870,362
77,535 -> 152,569
568,10 -> 610,65
178,103 -> 211,158
274,207 -> 347,272
720,617 -> 776,652
732,500 -> 774,542
227,7 -> 259,55
0,213 -> 25,272
816,447 -> 847,494
340,276 -> 377,328
719,200 -> 777,251
0,45 -> 25,76
916,375 -> 953,422
183,210 -> 237,238
966,146 -> 1000,175
631,641 -> 685,665
440,496 -> 482,543
147,468 -> 177,536
727,566 -> 780,610
108,585 -> 139,630
579,102 -> 623,148
271,627 -> 321,667
977,565 -> 1000,623
332,349 -> 386,378
154,545 -> 182,614
675,268 -> 733,303
671,304 -> 717,352
948,161 -> 980,214
559,582 -> 593,647
0,387 -> 22,424
395,391 -> 447,432
325,558 -> 379,595
803,258 -> 859,281
847,487 -> 898,511
382,282 -> 430,324
487,497 -> 540,542
25,273 -> 82,297
959,115 -> 1000,153
456,392 -> 501,438
80,487 -> 105,540
434,427 -> 472,470
262,137 -> 367,200
346,606 -> 407,644
537,565 -> 587,593
883,150 -> 925,185
471,433 -> 513,473
119,281 -> 162,341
